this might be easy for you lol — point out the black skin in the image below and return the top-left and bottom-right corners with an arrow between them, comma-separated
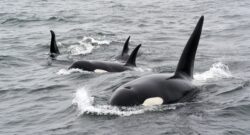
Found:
69,61 -> 131,72
69,44 -> 141,72
116,36 -> 130,61
49,30 -> 60,58
116,54 -> 129,62
110,16 -> 204,106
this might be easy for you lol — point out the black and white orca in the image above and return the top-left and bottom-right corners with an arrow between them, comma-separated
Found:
109,16 -> 204,106
69,44 -> 141,73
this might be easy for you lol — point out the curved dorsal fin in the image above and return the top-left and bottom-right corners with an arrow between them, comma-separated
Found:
175,16 -> 204,78
125,44 -> 141,66
121,36 -> 130,56
50,30 -> 60,55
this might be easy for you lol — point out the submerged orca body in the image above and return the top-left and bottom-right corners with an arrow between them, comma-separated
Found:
110,16 -> 204,106
69,44 -> 141,72
116,36 -> 131,61
49,30 -> 60,58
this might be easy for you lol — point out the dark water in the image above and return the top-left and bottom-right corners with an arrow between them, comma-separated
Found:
1,0 -> 250,134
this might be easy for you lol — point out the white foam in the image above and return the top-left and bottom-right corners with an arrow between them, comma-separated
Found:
82,36 -> 110,45
68,36 -> 110,55
57,42 -> 62,47
72,87 -> 175,116
56,68 -> 89,75
194,62 -> 232,82
68,43 -> 94,55
133,67 -> 152,72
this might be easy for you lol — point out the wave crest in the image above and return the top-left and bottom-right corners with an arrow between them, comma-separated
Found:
194,62 -> 232,82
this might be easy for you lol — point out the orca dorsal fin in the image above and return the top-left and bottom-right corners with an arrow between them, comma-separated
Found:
50,30 -> 60,55
125,44 -> 141,66
174,16 -> 204,78
121,36 -> 130,56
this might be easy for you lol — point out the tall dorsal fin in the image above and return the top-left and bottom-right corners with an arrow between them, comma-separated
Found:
125,44 -> 141,66
175,16 -> 204,78
50,30 -> 60,55
121,36 -> 130,56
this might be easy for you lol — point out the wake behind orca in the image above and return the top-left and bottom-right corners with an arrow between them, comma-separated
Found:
109,16 -> 204,106
69,44 -> 141,72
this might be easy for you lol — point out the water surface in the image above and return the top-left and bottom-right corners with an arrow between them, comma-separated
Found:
1,0 -> 250,134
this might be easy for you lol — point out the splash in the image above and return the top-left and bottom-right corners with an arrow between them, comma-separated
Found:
57,42 -> 63,47
68,43 -> 94,55
57,68 -> 89,75
68,36 -> 110,55
72,87 -> 176,117
133,67 -> 152,72
82,36 -> 111,45
194,62 -> 233,82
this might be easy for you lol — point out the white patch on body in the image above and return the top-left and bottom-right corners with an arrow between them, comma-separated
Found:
94,69 -> 108,73
142,97 -> 164,106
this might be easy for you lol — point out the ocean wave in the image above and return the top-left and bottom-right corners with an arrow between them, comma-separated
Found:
28,85 -> 68,94
194,62 -> 233,82
1,17 -> 40,24
217,81 -> 250,97
72,87 -> 177,117
47,16 -> 66,21
133,67 -> 152,72
68,36 -> 110,55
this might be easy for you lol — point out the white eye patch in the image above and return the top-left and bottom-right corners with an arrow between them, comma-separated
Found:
94,69 -> 108,73
142,97 -> 163,106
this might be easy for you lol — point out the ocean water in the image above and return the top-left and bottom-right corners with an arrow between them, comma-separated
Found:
1,0 -> 250,134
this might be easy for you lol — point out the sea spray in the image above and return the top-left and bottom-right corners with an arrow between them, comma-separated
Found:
68,36 -> 110,55
194,62 -> 232,82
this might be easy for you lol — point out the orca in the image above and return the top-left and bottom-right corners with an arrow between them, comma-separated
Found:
109,16 -> 204,106
116,36 -> 130,61
49,30 -> 60,58
68,44 -> 141,72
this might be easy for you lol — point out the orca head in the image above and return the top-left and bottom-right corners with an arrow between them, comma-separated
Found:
110,87 -> 140,106
68,62 -> 79,69
110,84 -> 164,106
68,61 -> 93,71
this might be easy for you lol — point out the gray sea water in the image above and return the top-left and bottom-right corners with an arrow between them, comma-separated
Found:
1,0 -> 250,134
